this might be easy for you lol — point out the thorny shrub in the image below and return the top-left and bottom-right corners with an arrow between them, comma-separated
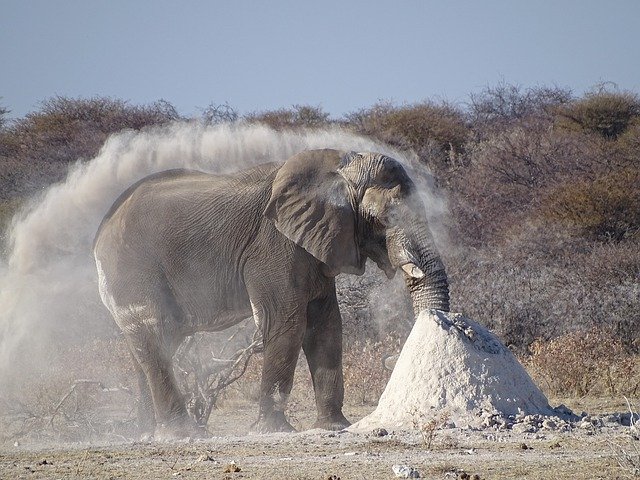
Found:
0,336 -> 136,444
468,82 -> 573,137
243,104 -> 330,130
555,88 -> 640,139
540,166 -> 640,242
343,337 -> 399,406
409,408 -> 451,450
345,101 -> 469,175
523,328 -> 640,397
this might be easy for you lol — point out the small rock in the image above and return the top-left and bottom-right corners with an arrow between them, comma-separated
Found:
553,404 -> 574,417
589,417 -> 604,427
520,443 -> 532,450
542,419 -> 557,430
578,420 -> 592,430
371,427 -> 388,437
512,423 -> 537,434
327,475 -> 341,480
223,462 -> 241,473
392,464 -> 421,478
197,454 -> 217,463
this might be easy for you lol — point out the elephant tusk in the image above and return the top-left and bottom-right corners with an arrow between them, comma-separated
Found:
401,262 -> 425,279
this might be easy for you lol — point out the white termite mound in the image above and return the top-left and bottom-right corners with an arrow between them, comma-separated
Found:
350,310 -> 556,431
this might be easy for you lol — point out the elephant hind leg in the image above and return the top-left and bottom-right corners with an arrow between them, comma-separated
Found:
129,351 -> 156,439
122,314 -> 199,440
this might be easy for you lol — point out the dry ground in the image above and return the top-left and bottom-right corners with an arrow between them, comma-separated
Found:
1,398 -> 638,480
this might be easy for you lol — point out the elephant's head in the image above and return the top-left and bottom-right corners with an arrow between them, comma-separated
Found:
264,149 -> 449,313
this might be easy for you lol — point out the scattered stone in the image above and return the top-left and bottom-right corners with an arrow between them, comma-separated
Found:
327,475 -> 340,480
197,454 -> 217,463
37,459 -> 51,466
459,474 -> 469,480
223,462 -> 241,473
520,443 -> 532,450
392,464 -> 421,478
371,427 -> 388,437
512,423 -> 537,434
553,404 -> 576,419
459,473 -> 481,480
542,419 -> 557,430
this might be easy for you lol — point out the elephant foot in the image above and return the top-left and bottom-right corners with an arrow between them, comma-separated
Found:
251,411 -> 296,434
311,412 -> 351,431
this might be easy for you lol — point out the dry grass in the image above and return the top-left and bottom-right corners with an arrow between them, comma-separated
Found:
523,328 -> 640,397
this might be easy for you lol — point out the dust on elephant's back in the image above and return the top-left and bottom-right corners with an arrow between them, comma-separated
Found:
93,149 -> 449,439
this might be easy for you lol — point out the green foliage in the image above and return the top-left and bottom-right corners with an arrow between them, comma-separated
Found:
556,88 -> 640,139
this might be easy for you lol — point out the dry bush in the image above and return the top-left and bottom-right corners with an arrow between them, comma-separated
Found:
540,167 -> 640,242
468,83 -> 572,142
450,120 -> 600,244
555,87 -> 640,139
243,104 -> 330,130
173,322 -> 262,426
200,102 -> 239,125
345,101 -> 469,175
523,328 -> 639,397
0,96 -> 179,200
0,336 -> 137,444
449,227 -> 640,354
343,337 -> 398,406
409,408 -> 451,450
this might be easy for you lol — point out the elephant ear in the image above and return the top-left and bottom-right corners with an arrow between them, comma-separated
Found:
264,149 -> 363,274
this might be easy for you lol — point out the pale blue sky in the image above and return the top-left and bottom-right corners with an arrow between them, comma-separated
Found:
2,0 -> 639,120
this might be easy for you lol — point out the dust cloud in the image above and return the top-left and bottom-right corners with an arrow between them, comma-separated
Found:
0,122 -> 447,396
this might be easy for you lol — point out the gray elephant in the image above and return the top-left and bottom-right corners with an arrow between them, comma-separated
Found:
93,149 -> 449,439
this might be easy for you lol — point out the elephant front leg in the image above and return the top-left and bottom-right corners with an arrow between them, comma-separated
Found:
303,292 -> 351,431
251,309 -> 307,433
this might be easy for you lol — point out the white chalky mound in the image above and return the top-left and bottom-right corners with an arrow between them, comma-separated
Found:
350,310 -> 555,431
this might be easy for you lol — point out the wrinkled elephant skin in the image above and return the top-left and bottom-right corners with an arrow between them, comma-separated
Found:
93,149 -> 449,439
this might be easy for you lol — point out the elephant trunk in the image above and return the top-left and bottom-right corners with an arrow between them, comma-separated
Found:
386,223 -> 450,315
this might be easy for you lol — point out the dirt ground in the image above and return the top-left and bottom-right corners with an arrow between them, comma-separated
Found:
1,398 -> 638,480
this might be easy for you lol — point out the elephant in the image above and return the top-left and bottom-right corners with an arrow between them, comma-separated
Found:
93,148 -> 449,439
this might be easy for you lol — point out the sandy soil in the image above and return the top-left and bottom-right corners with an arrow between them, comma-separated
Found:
1,400 -> 637,480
